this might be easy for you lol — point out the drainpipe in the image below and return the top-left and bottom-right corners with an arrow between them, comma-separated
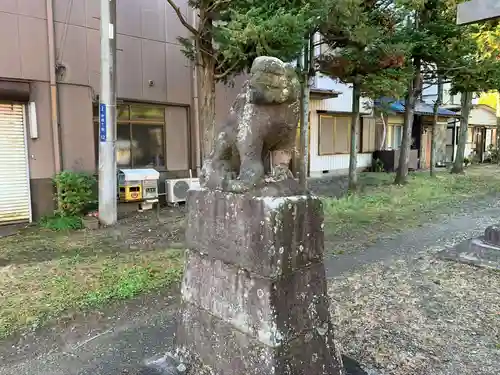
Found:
191,8 -> 201,175
46,0 -> 62,173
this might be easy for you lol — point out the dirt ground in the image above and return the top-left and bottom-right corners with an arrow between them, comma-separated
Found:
1,166 -> 500,374
1,192 -> 500,375
330,252 -> 500,375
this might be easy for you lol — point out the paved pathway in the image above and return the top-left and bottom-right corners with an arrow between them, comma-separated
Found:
1,197 -> 499,375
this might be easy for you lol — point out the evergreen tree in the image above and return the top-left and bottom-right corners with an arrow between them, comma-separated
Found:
317,0 -> 411,190
393,0 -> 500,182
448,50 -> 500,173
166,0 -> 324,159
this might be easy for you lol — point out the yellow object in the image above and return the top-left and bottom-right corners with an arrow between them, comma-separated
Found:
119,183 -> 142,202
117,169 -> 160,203
478,92 -> 498,111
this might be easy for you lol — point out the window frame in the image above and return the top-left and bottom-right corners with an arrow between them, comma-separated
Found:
386,123 -> 403,150
93,102 -> 167,169
318,114 -> 352,156
360,116 -> 377,153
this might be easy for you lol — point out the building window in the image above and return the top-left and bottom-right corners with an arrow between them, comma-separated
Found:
94,103 -> 166,168
361,117 -> 376,152
387,123 -> 403,150
318,115 -> 351,155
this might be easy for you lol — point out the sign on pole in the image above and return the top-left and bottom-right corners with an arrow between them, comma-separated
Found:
457,0 -> 500,25
99,103 -> 107,142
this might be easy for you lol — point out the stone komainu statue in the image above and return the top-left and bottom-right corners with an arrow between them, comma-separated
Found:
200,56 -> 300,193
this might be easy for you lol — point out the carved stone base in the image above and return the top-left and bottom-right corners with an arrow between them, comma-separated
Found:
172,188 -> 344,375
437,224 -> 500,270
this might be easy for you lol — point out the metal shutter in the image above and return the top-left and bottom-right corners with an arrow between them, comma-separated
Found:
0,103 -> 31,224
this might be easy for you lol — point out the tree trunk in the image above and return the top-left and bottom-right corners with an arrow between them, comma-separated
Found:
395,63 -> 420,185
380,114 -> 387,150
199,53 -> 216,160
451,92 -> 473,174
430,75 -> 443,177
349,82 -> 360,191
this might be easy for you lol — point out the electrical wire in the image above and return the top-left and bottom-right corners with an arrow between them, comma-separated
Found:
56,0 -> 75,63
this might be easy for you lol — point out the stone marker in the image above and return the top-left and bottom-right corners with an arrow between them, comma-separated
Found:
149,56 -> 344,375
437,224 -> 500,270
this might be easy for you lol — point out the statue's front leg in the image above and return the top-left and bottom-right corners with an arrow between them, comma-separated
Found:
227,138 -> 264,193
201,131 -> 233,190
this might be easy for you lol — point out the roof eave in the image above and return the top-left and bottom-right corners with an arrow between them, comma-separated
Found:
310,88 -> 341,100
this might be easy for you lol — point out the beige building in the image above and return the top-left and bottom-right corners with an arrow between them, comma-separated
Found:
0,0 -> 244,224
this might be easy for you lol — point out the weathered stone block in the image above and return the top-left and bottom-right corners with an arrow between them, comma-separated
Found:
181,250 -> 331,344
176,302 -> 343,375
174,188 -> 343,374
185,188 -> 324,278
437,236 -> 500,270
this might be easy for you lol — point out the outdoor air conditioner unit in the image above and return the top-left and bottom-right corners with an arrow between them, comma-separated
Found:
165,178 -> 200,203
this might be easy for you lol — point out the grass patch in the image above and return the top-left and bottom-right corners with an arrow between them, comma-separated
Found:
323,166 -> 500,251
0,228 -> 183,339
39,214 -> 84,231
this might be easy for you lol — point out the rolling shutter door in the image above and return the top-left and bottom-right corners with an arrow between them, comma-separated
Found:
0,104 -> 31,224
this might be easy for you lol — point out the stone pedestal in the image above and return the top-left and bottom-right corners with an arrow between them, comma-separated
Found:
437,224 -> 500,270
174,188 -> 343,375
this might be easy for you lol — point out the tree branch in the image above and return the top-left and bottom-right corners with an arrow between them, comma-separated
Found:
206,0 -> 231,13
215,60 -> 239,81
166,0 -> 198,36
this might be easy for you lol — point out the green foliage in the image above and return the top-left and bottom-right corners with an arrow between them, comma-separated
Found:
486,144 -> 499,164
54,171 -> 97,217
173,0 -> 324,83
39,215 -> 83,231
393,0 -> 500,96
371,158 -> 385,172
317,0 -> 411,99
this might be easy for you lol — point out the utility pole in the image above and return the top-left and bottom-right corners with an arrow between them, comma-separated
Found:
99,0 -> 117,226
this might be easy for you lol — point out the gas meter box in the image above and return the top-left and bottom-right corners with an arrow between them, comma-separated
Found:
139,169 -> 160,200
117,169 -> 160,203
118,169 -> 143,202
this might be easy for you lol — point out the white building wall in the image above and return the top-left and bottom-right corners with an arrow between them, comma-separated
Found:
308,32 -> 374,175
314,75 -> 372,114
308,99 -> 373,177
469,106 -> 496,127
422,81 -> 478,107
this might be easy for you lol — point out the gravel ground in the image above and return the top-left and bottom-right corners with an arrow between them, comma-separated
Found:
99,205 -> 187,250
329,249 -> 500,375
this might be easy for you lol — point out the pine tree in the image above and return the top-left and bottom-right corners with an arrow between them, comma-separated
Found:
166,0 -> 324,159
448,55 -> 500,173
317,0 -> 410,190
393,0 -> 500,182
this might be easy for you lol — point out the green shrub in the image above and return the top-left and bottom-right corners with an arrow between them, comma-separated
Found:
487,144 -> 499,164
54,171 -> 97,217
39,215 -> 83,231
371,158 -> 385,172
